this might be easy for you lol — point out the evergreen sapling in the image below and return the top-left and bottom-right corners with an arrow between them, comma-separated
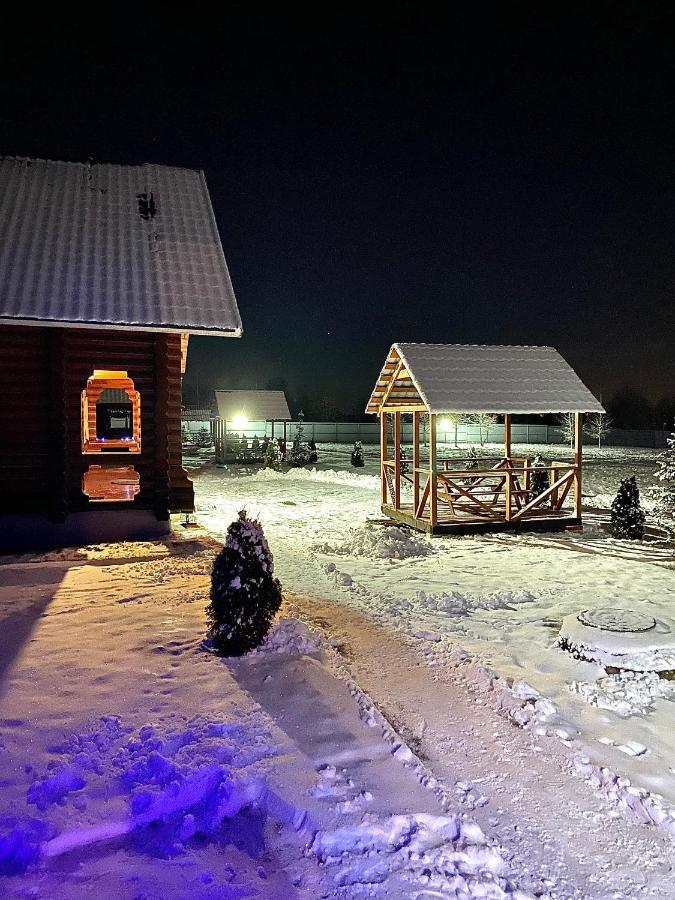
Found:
208,509 -> 282,656
263,439 -> 282,470
530,454 -> 549,497
608,476 -> 645,540
351,441 -> 365,467
652,425 -> 675,528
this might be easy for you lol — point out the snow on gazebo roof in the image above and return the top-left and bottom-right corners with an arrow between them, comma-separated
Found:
0,156 -> 242,337
367,343 -> 604,415
215,390 -> 291,422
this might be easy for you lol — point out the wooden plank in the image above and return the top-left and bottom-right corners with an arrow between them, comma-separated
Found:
441,477 -> 502,518
504,413 -> 511,459
574,412 -> 583,519
394,411 -> 401,510
413,410 -> 420,512
380,412 -> 388,505
429,414 -> 438,526
511,470 -> 575,521
415,477 -> 430,519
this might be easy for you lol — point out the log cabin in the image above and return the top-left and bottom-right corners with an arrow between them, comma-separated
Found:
367,343 -> 604,534
0,156 -> 242,550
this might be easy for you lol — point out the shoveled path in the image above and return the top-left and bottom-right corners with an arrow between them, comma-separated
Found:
284,590 -> 675,900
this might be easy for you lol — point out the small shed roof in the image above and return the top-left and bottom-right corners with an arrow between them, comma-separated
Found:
367,343 -> 604,415
215,390 -> 291,422
0,156 -> 242,337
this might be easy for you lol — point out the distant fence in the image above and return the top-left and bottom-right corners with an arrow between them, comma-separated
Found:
184,417 -> 669,449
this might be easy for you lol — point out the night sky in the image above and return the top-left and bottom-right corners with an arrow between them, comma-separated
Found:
1,6 -> 674,419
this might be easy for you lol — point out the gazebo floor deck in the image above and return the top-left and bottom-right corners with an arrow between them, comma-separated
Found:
382,502 -> 581,536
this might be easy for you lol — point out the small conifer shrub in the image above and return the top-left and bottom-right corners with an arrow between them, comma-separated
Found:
351,441 -> 365,467
608,476 -> 645,540
208,510 -> 282,656
263,439 -> 282,470
530,454 -> 549,497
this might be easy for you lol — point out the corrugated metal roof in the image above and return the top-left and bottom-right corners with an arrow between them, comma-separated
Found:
215,390 -> 291,421
0,156 -> 242,336
367,343 -> 604,414
181,407 -> 215,421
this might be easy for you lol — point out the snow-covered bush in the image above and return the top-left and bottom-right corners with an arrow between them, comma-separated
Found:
208,510 -> 282,656
263,439 -> 282,470
194,426 -> 212,449
651,426 -> 675,528
607,476 -> 645,540
351,441 -> 364,467
286,422 -> 311,467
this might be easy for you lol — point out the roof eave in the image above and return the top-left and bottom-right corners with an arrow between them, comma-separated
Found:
0,316 -> 243,338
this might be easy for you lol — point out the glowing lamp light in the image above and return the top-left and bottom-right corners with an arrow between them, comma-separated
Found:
440,418 -> 454,430
230,414 -> 248,429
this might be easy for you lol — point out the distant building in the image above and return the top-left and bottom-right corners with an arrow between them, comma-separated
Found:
0,156 -> 242,549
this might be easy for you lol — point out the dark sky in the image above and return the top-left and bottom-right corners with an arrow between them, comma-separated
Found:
1,5 -> 674,414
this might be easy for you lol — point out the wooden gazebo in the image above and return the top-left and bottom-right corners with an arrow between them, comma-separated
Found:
367,343 -> 604,535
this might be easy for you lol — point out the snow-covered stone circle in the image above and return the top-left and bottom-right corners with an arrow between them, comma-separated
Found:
558,607 -> 675,672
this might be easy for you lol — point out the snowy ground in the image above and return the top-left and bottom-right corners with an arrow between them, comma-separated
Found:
1,442 -> 674,897
0,537 -> 536,898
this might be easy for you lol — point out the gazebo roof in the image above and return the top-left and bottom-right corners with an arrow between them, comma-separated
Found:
215,390 -> 291,421
367,343 -> 604,415
0,156 -> 242,337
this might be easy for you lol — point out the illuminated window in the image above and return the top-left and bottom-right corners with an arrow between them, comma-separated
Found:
81,370 -> 141,454
82,465 -> 140,502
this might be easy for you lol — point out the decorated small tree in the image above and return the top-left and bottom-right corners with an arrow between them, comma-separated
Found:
263,438 -> 282,470
195,426 -> 212,449
652,425 -> 675,527
608,476 -> 645,540
208,510 -> 282,656
287,421 -> 311,467
351,441 -> 365,467
530,454 -> 549,496
251,435 -> 260,455
463,445 -> 478,484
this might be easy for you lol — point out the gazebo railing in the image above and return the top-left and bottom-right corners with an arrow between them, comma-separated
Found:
382,457 -> 578,523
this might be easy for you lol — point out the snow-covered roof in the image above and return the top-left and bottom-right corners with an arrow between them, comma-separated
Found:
181,407 -> 215,421
215,390 -> 291,421
0,156 -> 242,336
367,343 -> 604,414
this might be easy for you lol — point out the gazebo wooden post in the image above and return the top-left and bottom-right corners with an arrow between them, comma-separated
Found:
380,412 -> 388,506
503,413 -> 513,521
574,412 -> 583,519
429,413 -> 438,527
394,411 -> 401,510
413,410 -> 421,512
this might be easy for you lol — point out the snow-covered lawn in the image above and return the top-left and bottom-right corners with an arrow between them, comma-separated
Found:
0,539 -> 527,898
190,445 -> 675,832
1,442 -> 674,897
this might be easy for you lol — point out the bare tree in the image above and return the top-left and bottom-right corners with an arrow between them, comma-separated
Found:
556,412 -> 589,448
586,412 -> 612,448
465,413 -> 498,447
556,412 -> 575,448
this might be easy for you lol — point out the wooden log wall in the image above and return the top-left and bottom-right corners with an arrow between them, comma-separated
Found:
0,324 -> 193,520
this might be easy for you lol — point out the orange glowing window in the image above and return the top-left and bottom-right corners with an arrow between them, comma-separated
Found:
82,465 -> 140,503
81,370 -> 141,454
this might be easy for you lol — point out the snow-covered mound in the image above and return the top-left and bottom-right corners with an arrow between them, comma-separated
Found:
558,608 -> 675,671
413,589 -> 537,617
313,525 -> 435,560
570,670 -> 675,718
249,617 -> 324,656
311,812 -> 526,897
0,715 -> 293,875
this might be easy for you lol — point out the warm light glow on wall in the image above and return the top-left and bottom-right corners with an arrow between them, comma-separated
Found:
440,417 -> 454,430
230,414 -> 248,429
